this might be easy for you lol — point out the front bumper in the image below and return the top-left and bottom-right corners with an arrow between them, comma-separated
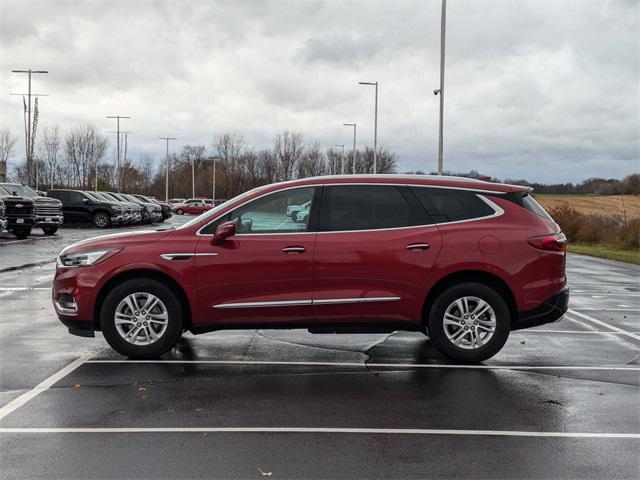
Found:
35,214 -> 64,227
7,216 -> 36,228
513,286 -> 569,330
111,214 -> 124,225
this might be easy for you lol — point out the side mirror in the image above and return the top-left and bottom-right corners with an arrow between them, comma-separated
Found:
82,198 -> 89,204
212,220 -> 236,245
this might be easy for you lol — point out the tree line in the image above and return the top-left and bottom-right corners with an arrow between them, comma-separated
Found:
0,126 -> 637,197
0,127 -> 397,199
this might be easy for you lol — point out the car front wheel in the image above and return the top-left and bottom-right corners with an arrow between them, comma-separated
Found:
100,279 -> 184,358
176,209 -> 184,215
427,282 -> 510,363
42,226 -> 58,235
12,227 -> 32,239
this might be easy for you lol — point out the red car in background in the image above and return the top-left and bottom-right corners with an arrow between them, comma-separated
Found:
173,198 -> 213,215
52,175 -> 568,362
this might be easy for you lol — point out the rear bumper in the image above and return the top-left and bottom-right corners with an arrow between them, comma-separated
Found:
513,286 -> 569,330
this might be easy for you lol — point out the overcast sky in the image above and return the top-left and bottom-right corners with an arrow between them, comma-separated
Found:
1,0 -> 638,183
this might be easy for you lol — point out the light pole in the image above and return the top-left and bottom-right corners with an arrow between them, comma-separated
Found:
205,157 -> 220,201
343,123 -> 356,174
333,144 -> 345,174
159,137 -> 176,202
191,156 -> 195,198
434,0 -> 447,175
359,81 -> 378,174
106,115 -> 131,191
11,69 -> 48,187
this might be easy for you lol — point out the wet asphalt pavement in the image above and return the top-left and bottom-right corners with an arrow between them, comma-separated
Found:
0,218 -> 638,479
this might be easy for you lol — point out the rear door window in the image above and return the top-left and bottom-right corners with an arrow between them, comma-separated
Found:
411,187 -> 495,223
319,185 -> 428,231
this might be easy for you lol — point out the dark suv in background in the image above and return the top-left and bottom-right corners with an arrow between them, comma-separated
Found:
0,183 -> 64,235
0,186 -> 36,238
47,189 -> 124,228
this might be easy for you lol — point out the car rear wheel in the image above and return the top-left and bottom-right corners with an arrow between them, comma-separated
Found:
427,282 -> 510,363
100,279 -> 184,358
93,211 -> 111,228
176,209 -> 184,215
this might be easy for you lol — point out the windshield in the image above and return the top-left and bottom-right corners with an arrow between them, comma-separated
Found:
177,184 -> 271,230
1,184 -> 38,198
84,191 -> 103,201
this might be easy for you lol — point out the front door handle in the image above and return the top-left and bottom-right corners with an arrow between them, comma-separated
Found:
282,246 -> 306,254
406,243 -> 430,251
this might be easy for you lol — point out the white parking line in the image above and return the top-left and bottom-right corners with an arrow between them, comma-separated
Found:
567,309 -> 640,341
0,353 -> 92,421
85,360 -> 640,371
0,426 -> 637,439
570,308 -> 639,313
0,287 -> 50,291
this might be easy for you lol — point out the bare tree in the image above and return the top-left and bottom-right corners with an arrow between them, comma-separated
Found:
273,131 -> 304,181
297,142 -> 327,178
0,129 -> 17,182
64,125 -> 109,189
39,125 -> 61,189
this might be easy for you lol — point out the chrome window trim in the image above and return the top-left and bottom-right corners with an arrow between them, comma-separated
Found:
212,296 -> 401,309
197,183 -> 507,236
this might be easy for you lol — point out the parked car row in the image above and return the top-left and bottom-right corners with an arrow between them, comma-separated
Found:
0,183 -> 64,238
46,190 -> 172,228
172,198 -> 227,215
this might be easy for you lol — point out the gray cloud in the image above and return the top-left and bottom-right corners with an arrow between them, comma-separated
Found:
0,0 -> 637,183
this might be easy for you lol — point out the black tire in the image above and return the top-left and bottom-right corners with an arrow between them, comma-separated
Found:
100,278 -> 184,358
13,227 -> 32,239
93,211 -> 111,228
42,226 -> 58,235
427,282 -> 510,363
176,209 -> 184,215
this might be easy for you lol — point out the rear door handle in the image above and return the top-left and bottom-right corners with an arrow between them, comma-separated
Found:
282,246 -> 306,254
406,243 -> 430,251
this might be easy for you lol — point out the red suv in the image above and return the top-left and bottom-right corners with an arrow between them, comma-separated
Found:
53,175 -> 568,362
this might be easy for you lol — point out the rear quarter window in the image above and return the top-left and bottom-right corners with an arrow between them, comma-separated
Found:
411,187 -> 496,223
521,194 -> 554,222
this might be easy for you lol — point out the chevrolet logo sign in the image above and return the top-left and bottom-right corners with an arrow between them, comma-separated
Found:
15,204 -> 24,208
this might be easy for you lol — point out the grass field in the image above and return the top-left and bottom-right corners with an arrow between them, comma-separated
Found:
531,194 -> 639,264
534,194 -> 640,218
568,243 -> 640,265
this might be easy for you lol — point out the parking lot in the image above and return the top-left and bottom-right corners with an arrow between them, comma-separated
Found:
0,217 -> 638,479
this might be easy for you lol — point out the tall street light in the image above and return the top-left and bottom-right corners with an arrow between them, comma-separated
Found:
204,156 -> 220,201
359,81 -> 378,174
106,115 -> 131,191
434,0 -> 447,175
343,123 -> 356,174
159,137 -> 176,202
333,144 -> 345,175
12,69 -> 48,187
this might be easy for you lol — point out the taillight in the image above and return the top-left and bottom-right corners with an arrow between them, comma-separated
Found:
528,232 -> 567,252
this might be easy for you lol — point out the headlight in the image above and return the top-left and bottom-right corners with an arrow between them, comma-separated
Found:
57,248 -> 122,268
110,205 -> 122,211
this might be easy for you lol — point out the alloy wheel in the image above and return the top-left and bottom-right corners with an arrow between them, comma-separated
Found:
114,292 -> 169,345
442,296 -> 496,350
